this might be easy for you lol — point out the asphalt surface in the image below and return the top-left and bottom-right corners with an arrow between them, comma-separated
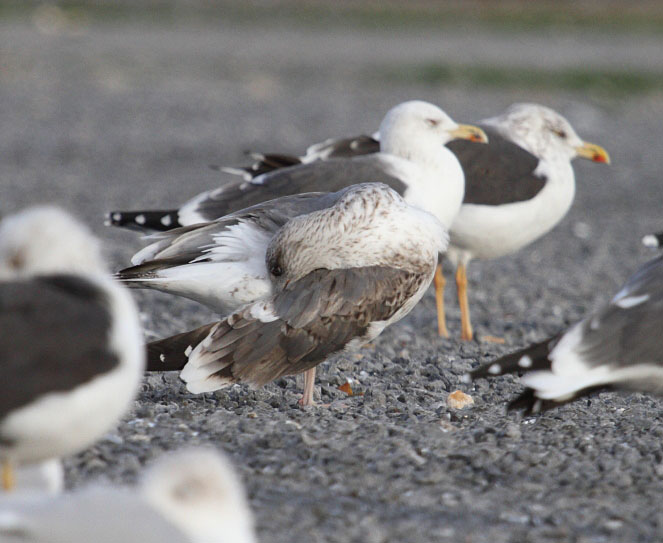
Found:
2,13 -> 663,543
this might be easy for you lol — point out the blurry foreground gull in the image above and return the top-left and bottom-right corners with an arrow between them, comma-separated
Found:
225,103 -> 610,341
0,449 -> 256,543
110,100 -> 485,331
0,207 -> 144,491
466,255 -> 663,414
146,183 -> 447,405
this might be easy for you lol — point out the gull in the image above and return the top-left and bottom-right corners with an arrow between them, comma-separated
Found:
0,207 -> 144,491
110,100 -> 486,331
0,449 -> 256,543
145,183 -> 447,406
465,255 -> 663,414
220,103 -> 610,341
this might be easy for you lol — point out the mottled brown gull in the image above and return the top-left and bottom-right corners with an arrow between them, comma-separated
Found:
146,182 -> 447,406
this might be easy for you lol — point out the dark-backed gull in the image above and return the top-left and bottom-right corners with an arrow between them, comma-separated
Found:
107,101 -> 485,235
466,255 -> 663,414
0,449 -> 256,543
113,101 -> 484,333
221,103 -> 610,341
145,183 -> 447,406
0,207 -> 144,491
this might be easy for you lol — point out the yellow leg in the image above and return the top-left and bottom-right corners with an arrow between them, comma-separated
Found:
456,263 -> 473,341
298,368 -> 316,406
2,460 -> 14,492
433,264 -> 449,338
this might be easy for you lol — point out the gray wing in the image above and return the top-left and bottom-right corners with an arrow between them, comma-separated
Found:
192,266 -> 429,386
575,255 -> 663,370
0,489 -> 188,543
0,276 -> 117,420
117,191 -> 344,279
191,155 -> 407,222
447,126 -> 545,206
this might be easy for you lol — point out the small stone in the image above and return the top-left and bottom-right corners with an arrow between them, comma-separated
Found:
447,390 -> 474,409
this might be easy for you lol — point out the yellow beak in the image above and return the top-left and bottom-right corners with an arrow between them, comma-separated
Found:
575,141 -> 611,164
449,124 -> 489,144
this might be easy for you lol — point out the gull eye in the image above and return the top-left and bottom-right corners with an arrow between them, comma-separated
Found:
269,262 -> 283,277
425,118 -> 440,127
552,128 -> 567,139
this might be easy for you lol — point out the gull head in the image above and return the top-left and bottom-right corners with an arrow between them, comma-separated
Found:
0,206 -> 106,279
141,449 -> 256,543
378,100 -> 487,159
492,103 -> 610,164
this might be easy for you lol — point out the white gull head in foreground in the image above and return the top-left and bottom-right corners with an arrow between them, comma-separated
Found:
0,206 -> 144,491
0,449 -> 256,543
146,182 -> 448,405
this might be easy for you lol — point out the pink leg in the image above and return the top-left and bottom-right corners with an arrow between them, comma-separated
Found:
298,368 -> 316,406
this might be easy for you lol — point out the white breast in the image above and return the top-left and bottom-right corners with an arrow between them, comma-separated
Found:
447,159 -> 575,262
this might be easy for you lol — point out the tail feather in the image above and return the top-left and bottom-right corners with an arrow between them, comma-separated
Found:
146,323 -> 219,371
468,334 -> 612,414
114,260 -> 172,282
105,210 -> 181,232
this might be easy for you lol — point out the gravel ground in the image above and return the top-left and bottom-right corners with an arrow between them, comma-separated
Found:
3,13 -> 663,543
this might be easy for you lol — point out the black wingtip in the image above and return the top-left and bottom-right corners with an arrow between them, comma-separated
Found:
105,210 -> 181,232
146,322 -> 218,372
469,336 -> 558,381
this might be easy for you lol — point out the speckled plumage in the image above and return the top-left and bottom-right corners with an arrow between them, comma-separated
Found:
146,183 -> 447,397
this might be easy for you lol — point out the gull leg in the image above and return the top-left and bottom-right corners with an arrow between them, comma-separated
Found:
433,264 -> 449,338
456,263 -> 473,341
2,460 -> 14,492
298,368 -> 316,406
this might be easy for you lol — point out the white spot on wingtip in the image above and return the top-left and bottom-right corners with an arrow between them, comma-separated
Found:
160,214 -> 172,227
518,355 -> 533,368
112,213 -> 122,222
642,234 -> 659,249
615,294 -> 650,309
184,345 -> 193,357
159,354 -> 165,362
135,214 -> 146,225
488,363 -> 501,375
